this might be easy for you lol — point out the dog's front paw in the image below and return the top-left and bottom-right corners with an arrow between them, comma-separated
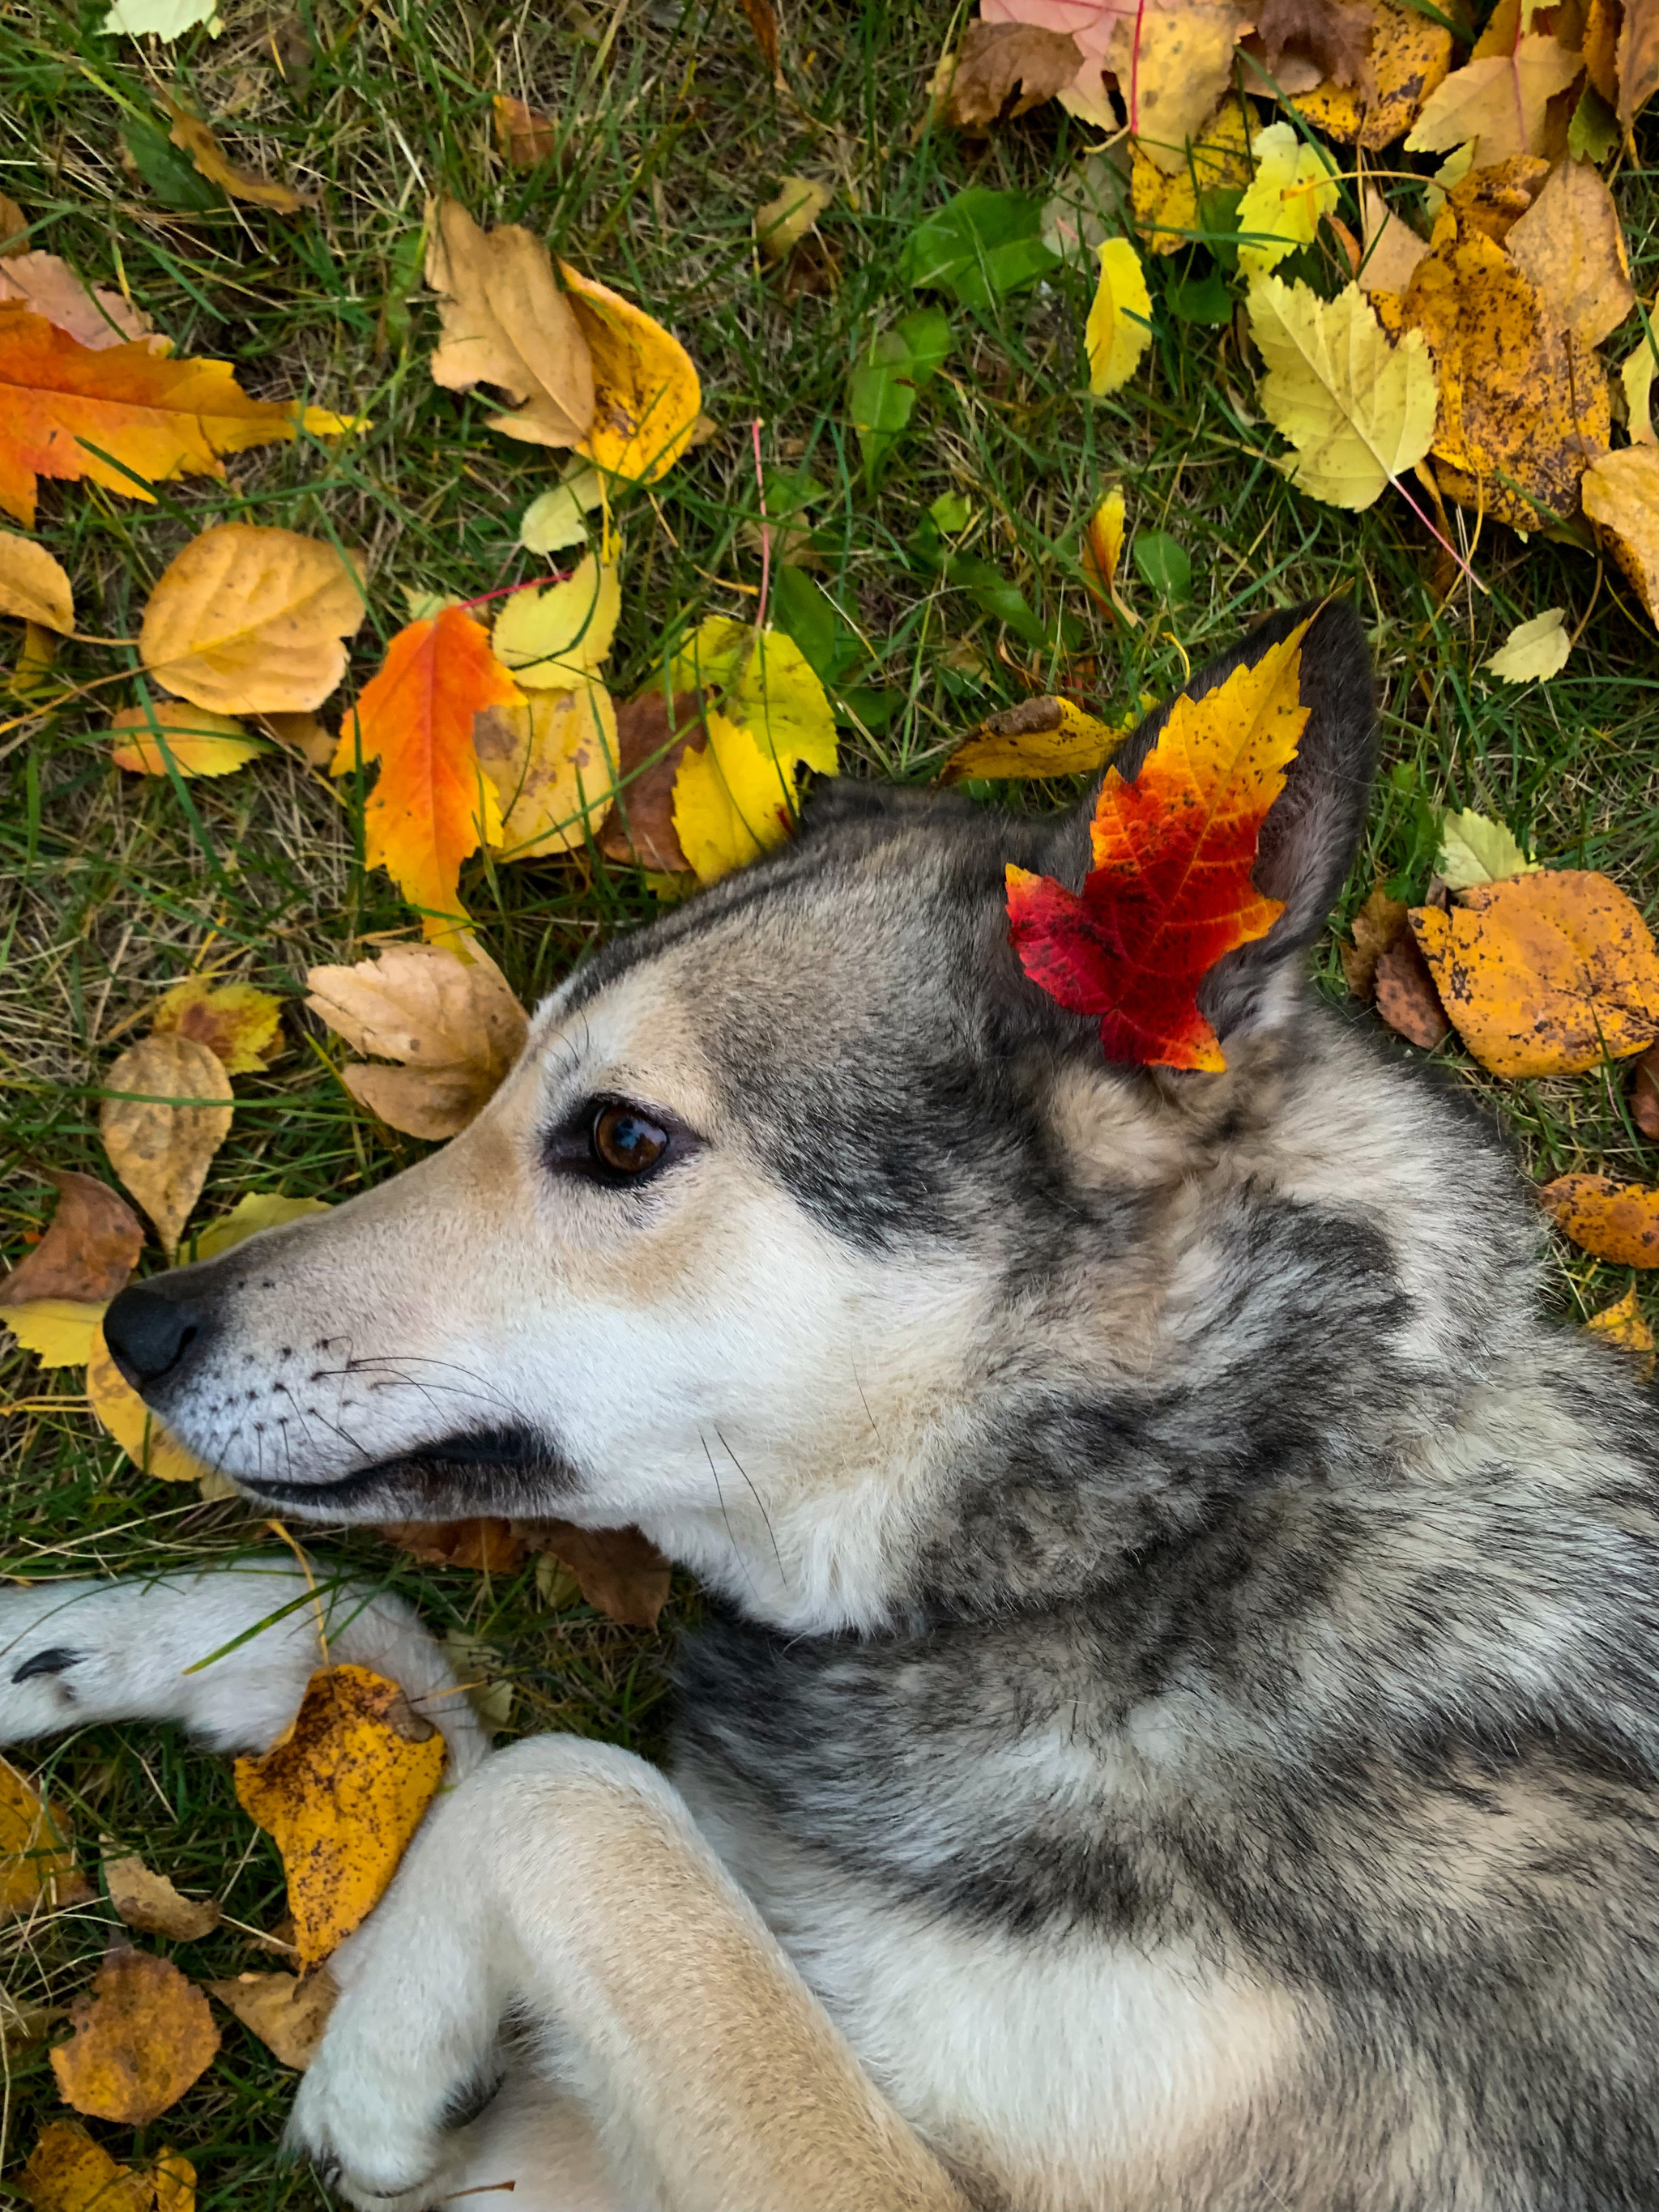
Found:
287,2034 -> 501,2212
0,1585 -> 109,1742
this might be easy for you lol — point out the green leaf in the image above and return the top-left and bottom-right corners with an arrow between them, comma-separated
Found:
847,309 -> 953,484
771,568 -> 865,687
122,119 -> 224,213
1168,270 -> 1234,325
1132,532 -> 1192,603
945,553 -> 1048,648
1567,82 -> 1619,163
377,224 -> 428,353
898,190 -> 1058,309
895,305 -> 953,383
928,491 -> 973,534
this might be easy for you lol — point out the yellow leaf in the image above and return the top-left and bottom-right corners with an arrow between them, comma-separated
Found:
1235,120 -> 1338,277
86,1320 -> 211,1484
667,621 -> 838,885
13,618 -> 57,697
425,198 -> 595,448
1583,444 -> 1659,621
1085,238 -> 1152,395
233,1664 -> 447,1969
1435,805 -> 1542,884
100,1033 -> 233,1255
1107,2 -> 1252,174
491,554 -> 620,685
107,702 -> 264,778
1423,140 -> 1478,219
0,1297 -> 104,1366
1131,92 -> 1252,254
100,0 -> 221,35
755,176 -> 833,262
139,523 -> 367,716
190,1191 -> 331,1261
1621,333 -> 1657,445
942,694 -> 1131,782
0,529 -> 71,629
1586,1286 -> 1655,1376
1248,276 -> 1438,509
51,1946 -> 220,2125
305,940 -> 528,1142
258,709 -> 335,766
561,261 -> 702,484
1505,156 -> 1635,346
152,977 -> 284,1075
1293,0 -> 1454,148
519,460 -> 604,554
1404,34 -> 1585,165
1482,608 -> 1573,683
159,95 -> 304,215
476,678 -> 620,858
15,2121 -> 192,2212
0,1758 -> 85,1920
206,1970 -> 335,2070
104,1856 -> 220,1941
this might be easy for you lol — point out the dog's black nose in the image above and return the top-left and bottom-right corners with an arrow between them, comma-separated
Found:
102,1283 -> 207,1390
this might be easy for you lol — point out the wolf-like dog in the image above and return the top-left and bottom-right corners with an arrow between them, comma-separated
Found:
5,602 -> 1659,2212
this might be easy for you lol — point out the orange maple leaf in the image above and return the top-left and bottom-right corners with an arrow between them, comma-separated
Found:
347,604 -> 523,939
0,304 -> 351,527
1006,619 -> 1311,1072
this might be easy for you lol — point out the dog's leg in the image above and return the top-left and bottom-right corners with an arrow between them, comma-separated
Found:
0,1562 -> 488,1772
292,1736 -> 970,2212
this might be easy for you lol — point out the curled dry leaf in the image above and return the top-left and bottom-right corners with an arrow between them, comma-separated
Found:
207,1969 -> 335,2069
0,1170 -> 143,1305
1505,156 -> 1635,347
100,1034 -> 233,1255
1248,277 -> 1437,510
942,693 -> 1125,782
1,1757 -> 88,1920
755,175 -> 834,261
140,523 -> 368,717
427,199 -> 595,445
0,531 -> 72,631
1540,1174 -> 1659,1265
50,1946 -> 220,2125
944,20 -> 1084,128
0,252 -> 158,352
16,2122 -> 193,2212
87,1319 -> 211,1483
1081,485 -> 1138,623
1292,0 -> 1453,147
516,1519 -> 672,1628
1585,1286 -> 1655,1377
1582,444 -> 1659,621
1252,0 -> 1374,84
378,1518 -> 528,1572
152,977 -> 284,1076
561,261 -> 702,484
1340,883 -> 1410,998
1633,1040 -> 1659,1138
233,1664 -> 447,1969
1372,931 -> 1451,1046
476,679 -> 621,859
1412,871 -> 1659,1076
493,93 -> 559,169
104,1856 -> 220,1941
305,940 -> 528,1141
159,95 -> 305,214
108,703 -> 265,778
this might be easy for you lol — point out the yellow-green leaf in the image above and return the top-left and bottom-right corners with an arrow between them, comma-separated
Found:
1085,238 -> 1152,395
1235,120 -> 1338,277
491,554 -> 619,686
0,1297 -> 104,1367
1247,275 -> 1438,509
1482,609 -> 1572,684
1435,807 -> 1541,888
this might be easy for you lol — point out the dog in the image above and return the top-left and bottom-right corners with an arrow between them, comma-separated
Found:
6,600 -> 1659,2211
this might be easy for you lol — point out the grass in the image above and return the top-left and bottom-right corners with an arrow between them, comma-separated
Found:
2,0 -> 1658,2197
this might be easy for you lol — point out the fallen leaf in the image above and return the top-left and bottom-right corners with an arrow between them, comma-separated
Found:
1413,869 -> 1659,1075
1433,152 -> 1550,246
1,1758 -> 87,1920
0,532 -> 72,631
597,686 -> 703,872
561,261 -> 702,483
100,0 -> 223,36
1236,120 -> 1340,275
493,93 -> 558,169
233,1664 -> 446,1969
1581,0 -> 1621,104
755,176 -> 834,260
86,1320 -> 212,1482
1107,2 -> 1253,173
1405,34 -> 1585,164
1483,607 -> 1574,681
1618,0 -> 1659,126
0,194 -> 25,253
1582,443 -> 1659,618
258,709 -> 336,767
1081,486 -> 1140,628
1005,618 -> 1311,1072
104,1856 -> 220,1941
1505,156 -> 1635,344
1540,1173 -> 1659,1264
980,0 -> 1128,125
667,620 -> 838,884
15,2121 -> 192,2212
945,19 -> 1084,126
100,1034 -> 234,1255
475,679 -> 620,858
305,940 -> 528,1141
1129,90 -> 1253,254
1373,929 -> 1451,1046
1585,1285 -> 1655,1375
206,1970 -> 335,2069
108,702 -> 264,778
1359,185 -> 1430,293
1622,331 -> 1657,445
1253,0 -> 1374,83
737,0 -> 783,76
426,200 -> 593,449
0,1298 -> 105,1367
51,1947 -> 219,2125
1341,883 -> 1410,996
378,1519 -> 528,1571
190,1191 -> 331,1260
1632,1038 -> 1659,1135
1436,805 -> 1542,884
159,95 -> 304,214
0,307 -> 350,529
519,461 -> 605,554
1085,238 -> 1153,394
345,605 -> 522,939
943,693 -> 1126,781
151,978 -> 284,1075
492,555 -> 620,685
0,1171 -> 143,1305
139,523 -> 367,717
13,618 -> 57,697
515,1520 -> 672,1627
0,254 -> 160,352
1292,0 -> 1454,147
440,1628 -> 514,1733
1248,276 -> 1438,509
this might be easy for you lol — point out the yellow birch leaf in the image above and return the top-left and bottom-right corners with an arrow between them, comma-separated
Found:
1541,1174 -> 1659,1265
560,261 -> 702,484
491,554 -> 620,684
1248,275 -> 1438,509
1621,333 -> 1657,444
190,1191 -> 331,1261
0,1298 -> 104,1366
233,1664 -> 447,1969
0,530 -> 71,629
1482,608 -> 1572,683
1580,441 -> 1659,620
1505,156 -> 1635,346
475,678 -> 619,857
755,175 -> 833,261
206,1970 -> 335,2070
15,2122 -> 192,2212
1435,804 -> 1542,883
1235,121 -> 1339,276
1404,34 -> 1586,164
519,460 -> 604,554
100,1033 -> 233,1256
1292,0 -> 1454,147
51,1947 -> 219,2125
1585,1286 -> 1655,1375
139,524 -> 367,716
107,703 -> 264,778
668,621 -> 838,885
152,978 -> 284,1075
86,1320 -> 211,1484
1085,238 -> 1153,394
1131,92 -> 1252,254
0,1758 -> 86,1920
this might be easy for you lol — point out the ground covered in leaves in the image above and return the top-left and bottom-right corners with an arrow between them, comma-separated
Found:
4,0 -> 1659,2201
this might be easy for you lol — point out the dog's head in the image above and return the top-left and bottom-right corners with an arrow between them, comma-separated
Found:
102,603 -> 1531,1632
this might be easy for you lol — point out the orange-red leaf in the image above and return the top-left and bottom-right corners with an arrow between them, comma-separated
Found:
345,606 -> 522,940
0,305 -> 346,528
1005,621 -> 1311,1071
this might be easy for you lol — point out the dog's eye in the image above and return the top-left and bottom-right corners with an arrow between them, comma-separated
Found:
591,1103 -> 670,1178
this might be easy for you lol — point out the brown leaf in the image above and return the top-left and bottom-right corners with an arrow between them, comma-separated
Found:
1618,0 -> 1659,125
159,96 -> 305,215
597,688 -> 706,872
493,92 -> 558,169
1340,884 -> 1410,998
1412,871 -> 1659,1076
15,2121 -> 193,2212
1373,931 -> 1450,1047
234,1665 -> 446,1970
206,1970 -> 335,2069
50,1947 -> 220,2125
425,198 -> 595,448
1585,1285 -> 1655,1376
0,1756 -> 89,1920
515,1520 -> 672,1628
737,0 -> 783,79
305,940 -> 528,1142
1540,1173 -> 1659,1264
1506,156 -> 1636,346
1632,1040 -> 1659,1136
258,710 -> 335,767
945,21 -> 1085,128
1254,0 -> 1374,87
0,194 -> 26,254
1582,442 -> 1659,620
0,253 -> 159,352
152,978 -> 284,1076
1291,0 -> 1454,149
100,1034 -> 233,1258
377,1519 -> 528,1573
0,1170 -> 143,1305
104,1857 -> 220,1942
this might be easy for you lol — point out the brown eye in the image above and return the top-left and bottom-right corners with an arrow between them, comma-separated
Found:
591,1102 -> 669,1178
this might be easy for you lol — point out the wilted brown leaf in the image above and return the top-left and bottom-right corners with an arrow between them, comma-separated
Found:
945,20 -> 1084,127
0,1170 -> 143,1305
51,1947 -> 219,2125
1254,0 -> 1373,85
493,93 -> 558,169
1506,156 -> 1636,345
234,1665 -> 447,1969
1340,884 -> 1410,997
598,687 -> 706,872
100,1034 -> 234,1256
516,1520 -> 672,1628
737,0 -> 783,79
160,95 -> 305,214
104,1857 -> 220,1941
140,523 -> 367,717
0,194 -> 24,253
1585,1285 -> 1655,1376
377,1519 -> 528,1573
1541,1173 -> 1659,1264
1632,1039 -> 1659,1136
1293,0 -> 1453,148
15,2121 -> 193,2212
206,1970 -> 335,2069
1,1757 -> 89,1920
1373,931 -> 1451,1047
305,940 -> 527,1141
426,198 -> 595,447
1618,0 -> 1659,127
